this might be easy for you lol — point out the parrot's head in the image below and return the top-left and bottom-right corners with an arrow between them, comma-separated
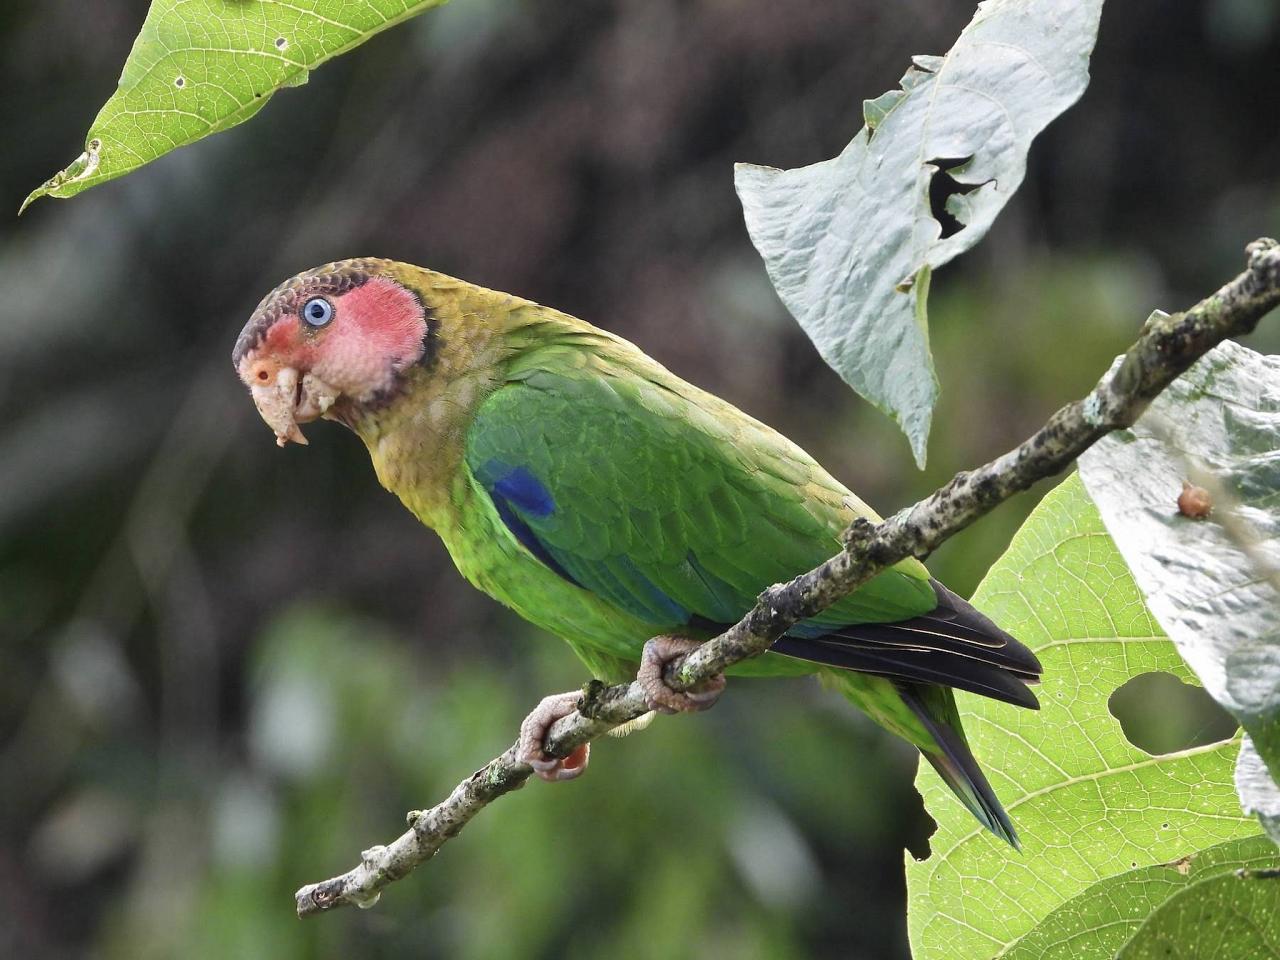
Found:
233,259 -> 432,445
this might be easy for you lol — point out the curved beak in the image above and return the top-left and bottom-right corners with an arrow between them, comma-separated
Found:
249,367 -> 340,447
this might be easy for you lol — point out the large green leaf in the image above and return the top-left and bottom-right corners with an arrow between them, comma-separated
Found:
1079,341 -> 1280,839
735,0 -> 1103,466
1003,835 -> 1279,960
1114,867 -> 1280,959
906,474 -> 1256,959
21,0 -> 447,212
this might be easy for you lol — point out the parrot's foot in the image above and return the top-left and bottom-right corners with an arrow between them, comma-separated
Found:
517,691 -> 590,782
638,636 -> 725,714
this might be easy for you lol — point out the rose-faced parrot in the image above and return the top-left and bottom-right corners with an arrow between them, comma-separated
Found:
233,259 -> 1041,847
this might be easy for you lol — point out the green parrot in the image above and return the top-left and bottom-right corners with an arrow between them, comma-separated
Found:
234,258 -> 1041,847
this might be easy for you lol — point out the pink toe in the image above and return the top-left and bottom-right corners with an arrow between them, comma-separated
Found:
525,743 -> 590,782
560,743 -> 589,773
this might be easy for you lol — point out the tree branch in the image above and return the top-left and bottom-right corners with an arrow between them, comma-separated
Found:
295,238 -> 1280,918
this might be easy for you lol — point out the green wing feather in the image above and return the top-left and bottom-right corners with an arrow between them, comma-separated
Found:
455,313 -> 1033,847
464,334 -> 937,638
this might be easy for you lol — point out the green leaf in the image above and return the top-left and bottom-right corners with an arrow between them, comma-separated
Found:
735,0 -> 1103,467
1079,341 -> 1280,837
1003,835 -> 1279,960
21,0 -> 448,212
905,474 -> 1256,959
1114,867 -> 1280,959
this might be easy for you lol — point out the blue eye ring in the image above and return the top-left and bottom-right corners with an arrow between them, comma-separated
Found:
302,297 -> 333,327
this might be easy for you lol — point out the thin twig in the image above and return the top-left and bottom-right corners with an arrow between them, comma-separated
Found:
296,238 -> 1280,917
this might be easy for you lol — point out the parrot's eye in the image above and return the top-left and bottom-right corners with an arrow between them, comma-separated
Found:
302,297 -> 334,328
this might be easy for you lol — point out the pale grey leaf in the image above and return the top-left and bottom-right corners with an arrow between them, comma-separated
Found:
737,0 -> 1104,466
1079,340 -> 1280,836
1238,736 -> 1280,845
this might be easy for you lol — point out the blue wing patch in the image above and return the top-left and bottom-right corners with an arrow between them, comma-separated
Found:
487,462 -> 555,518
490,496 -> 578,584
475,459 -> 574,582
474,457 -> 693,626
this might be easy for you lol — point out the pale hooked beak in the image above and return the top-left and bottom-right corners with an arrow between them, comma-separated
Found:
249,366 -> 340,447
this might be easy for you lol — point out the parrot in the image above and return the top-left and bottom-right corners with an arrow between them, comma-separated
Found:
233,258 -> 1041,847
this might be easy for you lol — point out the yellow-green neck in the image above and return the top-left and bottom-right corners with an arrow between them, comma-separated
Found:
338,266 -> 556,531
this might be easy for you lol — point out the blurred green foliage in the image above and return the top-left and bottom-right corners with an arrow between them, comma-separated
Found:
82,606 -> 922,960
2,1 -> 1278,958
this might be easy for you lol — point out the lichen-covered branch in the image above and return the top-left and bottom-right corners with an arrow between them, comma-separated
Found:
295,238 -> 1280,918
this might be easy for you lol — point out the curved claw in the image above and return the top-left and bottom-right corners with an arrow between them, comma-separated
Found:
638,636 -> 726,714
527,745 -> 591,782
518,691 -> 590,782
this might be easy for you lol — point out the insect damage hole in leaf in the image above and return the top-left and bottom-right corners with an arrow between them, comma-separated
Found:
927,156 -> 983,240
1109,672 -> 1240,756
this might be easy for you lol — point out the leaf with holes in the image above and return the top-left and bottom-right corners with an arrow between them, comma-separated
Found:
21,0 -> 448,212
1079,341 -> 1280,842
735,0 -> 1103,466
906,474 -> 1258,960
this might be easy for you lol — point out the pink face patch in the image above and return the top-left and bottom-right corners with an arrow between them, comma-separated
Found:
310,276 -> 428,399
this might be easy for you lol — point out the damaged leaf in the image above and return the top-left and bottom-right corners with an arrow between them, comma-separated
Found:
906,475 -> 1255,959
1079,341 -> 1280,840
736,0 -> 1104,466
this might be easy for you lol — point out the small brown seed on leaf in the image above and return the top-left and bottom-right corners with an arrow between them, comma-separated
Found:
1177,482 -> 1212,519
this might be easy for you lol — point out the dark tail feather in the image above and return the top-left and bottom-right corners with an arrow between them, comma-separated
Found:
767,580 -> 1042,709
773,634 -> 1039,708
898,683 -> 1020,849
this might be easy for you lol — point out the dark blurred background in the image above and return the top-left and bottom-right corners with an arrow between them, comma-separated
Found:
1,1 -> 1277,957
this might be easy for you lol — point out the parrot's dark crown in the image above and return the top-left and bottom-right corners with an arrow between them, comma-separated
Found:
232,258 -> 396,367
